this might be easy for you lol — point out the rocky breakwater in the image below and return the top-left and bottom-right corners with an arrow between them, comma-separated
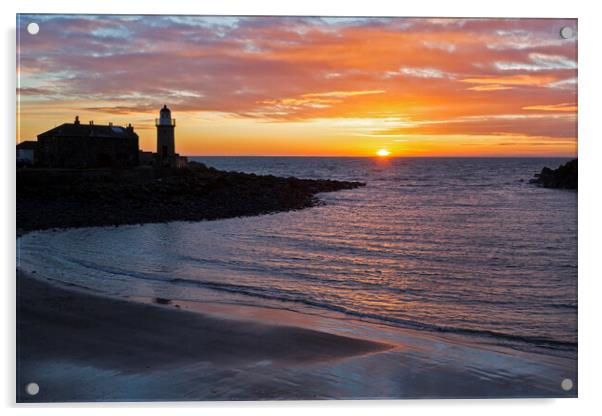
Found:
17,161 -> 364,234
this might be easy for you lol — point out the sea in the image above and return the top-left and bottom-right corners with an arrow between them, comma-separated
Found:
18,157 -> 577,359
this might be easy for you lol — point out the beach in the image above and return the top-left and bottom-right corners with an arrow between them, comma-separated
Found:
17,271 -> 391,402
17,269 -> 576,402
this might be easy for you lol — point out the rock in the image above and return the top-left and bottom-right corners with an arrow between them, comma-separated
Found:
17,165 -> 365,233
529,159 -> 577,189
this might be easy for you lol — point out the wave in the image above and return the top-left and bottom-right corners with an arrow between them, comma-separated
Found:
164,275 -> 577,352
62,252 -> 574,312
38,252 -> 576,353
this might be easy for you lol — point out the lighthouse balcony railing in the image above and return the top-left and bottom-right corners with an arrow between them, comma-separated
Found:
155,118 -> 176,127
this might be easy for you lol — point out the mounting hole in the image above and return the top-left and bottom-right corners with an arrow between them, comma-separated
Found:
561,378 -> 573,391
27,22 -> 40,35
560,26 -> 574,39
25,382 -> 39,396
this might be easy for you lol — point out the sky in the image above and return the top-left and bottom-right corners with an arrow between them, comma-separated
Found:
17,15 -> 577,157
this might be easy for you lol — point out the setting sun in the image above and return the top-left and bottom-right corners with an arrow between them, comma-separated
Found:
376,149 -> 391,157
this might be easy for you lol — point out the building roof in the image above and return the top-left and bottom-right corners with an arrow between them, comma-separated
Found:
16,140 -> 38,150
38,123 -> 138,140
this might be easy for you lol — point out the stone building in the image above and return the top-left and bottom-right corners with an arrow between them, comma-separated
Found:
36,116 -> 139,168
16,141 -> 38,165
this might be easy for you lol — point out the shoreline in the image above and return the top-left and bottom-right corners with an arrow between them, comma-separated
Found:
17,270 -> 392,402
17,223 -> 577,362
17,269 -> 577,401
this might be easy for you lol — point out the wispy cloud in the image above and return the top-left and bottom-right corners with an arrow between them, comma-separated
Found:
301,90 -> 385,98
495,53 -> 577,72
467,84 -> 514,91
523,103 -> 577,112
384,67 -> 449,79
461,74 -> 556,87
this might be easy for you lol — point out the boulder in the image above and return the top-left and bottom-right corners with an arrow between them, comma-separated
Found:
529,159 -> 577,189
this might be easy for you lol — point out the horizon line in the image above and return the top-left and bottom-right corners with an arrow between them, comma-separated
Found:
182,155 -> 578,158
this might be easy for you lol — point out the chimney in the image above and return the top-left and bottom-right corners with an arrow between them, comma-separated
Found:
89,120 -> 94,125
74,115 -> 80,125
126,123 -> 134,132
109,122 -> 113,126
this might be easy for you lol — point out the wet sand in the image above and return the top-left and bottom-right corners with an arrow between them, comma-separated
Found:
17,270 -> 577,402
16,271 -> 390,402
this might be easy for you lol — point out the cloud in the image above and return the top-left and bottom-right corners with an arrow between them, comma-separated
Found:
523,103 -> 577,112
373,113 -> 576,139
467,84 -> 514,91
461,74 -> 556,87
384,67 -> 449,79
548,77 -> 577,89
487,29 -> 567,50
255,90 -> 387,118
17,15 -> 577,151
422,41 -> 456,53
17,87 -> 53,96
301,90 -> 385,98
495,53 -> 577,71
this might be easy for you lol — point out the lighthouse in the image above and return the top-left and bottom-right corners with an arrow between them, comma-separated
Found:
156,105 -> 176,165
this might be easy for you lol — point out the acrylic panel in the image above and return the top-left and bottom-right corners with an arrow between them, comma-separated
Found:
16,15 -> 577,402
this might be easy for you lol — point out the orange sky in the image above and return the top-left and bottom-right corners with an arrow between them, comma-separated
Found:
17,16 -> 577,157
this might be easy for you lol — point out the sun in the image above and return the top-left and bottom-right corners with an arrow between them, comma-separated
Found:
376,149 -> 391,157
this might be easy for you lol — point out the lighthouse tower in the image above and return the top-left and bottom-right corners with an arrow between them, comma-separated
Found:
156,105 -> 176,165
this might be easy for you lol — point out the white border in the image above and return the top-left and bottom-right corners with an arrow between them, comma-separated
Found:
3,1 -> 601,414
